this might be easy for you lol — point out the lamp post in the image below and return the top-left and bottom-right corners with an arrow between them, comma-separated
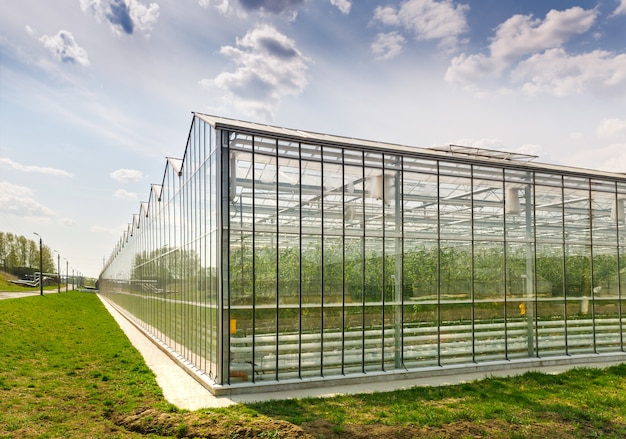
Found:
33,232 -> 43,296
54,250 -> 60,294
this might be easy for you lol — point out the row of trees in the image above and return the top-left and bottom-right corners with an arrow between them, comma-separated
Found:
0,232 -> 56,276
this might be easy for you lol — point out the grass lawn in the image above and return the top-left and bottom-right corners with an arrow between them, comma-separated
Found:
2,292 -> 626,438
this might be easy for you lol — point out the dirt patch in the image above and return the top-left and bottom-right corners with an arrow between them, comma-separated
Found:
111,408 -> 594,438
112,408 -> 314,438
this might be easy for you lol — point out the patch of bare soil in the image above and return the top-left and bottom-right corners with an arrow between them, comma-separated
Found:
112,408 -> 314,438
112,408 -> 591,438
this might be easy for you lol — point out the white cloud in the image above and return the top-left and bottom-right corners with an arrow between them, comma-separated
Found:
199,0 -> 304,18
444,6 -> 626,97
113,189 -> 138,200
198,0 -> 232,15
373,0 -> 469,52
597,118 -> 626,139
330,0 -> 351,14
80,0 -> 160,36
568,143 -> 626,173
0,182 -> 55,217
39,30 -> 90,67
0,157 -> 73,177
510,48 -> 626,96
490,7 -> 597,62
60,217 -> 79,227
238,0 -> 304,15
110,168 -> 145,182
200,24 -> 310,119
371,32 -> 406,60
613,0 -> 626,16
444,52 -> 504,84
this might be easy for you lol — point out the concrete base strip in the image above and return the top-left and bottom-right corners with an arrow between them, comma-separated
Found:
99,294 -> 626,410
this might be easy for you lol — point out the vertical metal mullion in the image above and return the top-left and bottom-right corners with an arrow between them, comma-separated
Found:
616,183 -> 624,351
341,150 -> 346,375
251,136 -> 257,382
562,178 -> 569,355
470,165 -> 475,363
381,158 -> 386,370
502,170 -> 509,360
219,128 -> 230,385
275,139 -> 280,381
436,162 -> 442,367
397,157 -> 404,369
589,180 -> 596,353
361,152 -> 366,374
320,148 -> 325,377
298,142 -> 303,379
183,161 -> 188,361
202,122 -> 208,374
531,173 -> 538,357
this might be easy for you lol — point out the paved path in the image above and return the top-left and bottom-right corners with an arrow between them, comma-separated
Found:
0,290 -> 60,300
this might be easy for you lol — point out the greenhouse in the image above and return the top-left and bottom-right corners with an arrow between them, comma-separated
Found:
99,113 -> 626,394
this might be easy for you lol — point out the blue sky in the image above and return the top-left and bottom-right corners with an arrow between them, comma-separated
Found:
1,0 -> 626,277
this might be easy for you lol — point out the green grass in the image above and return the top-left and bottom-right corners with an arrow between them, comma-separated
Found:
0,292 -> 169,438
3,292 -> 626,438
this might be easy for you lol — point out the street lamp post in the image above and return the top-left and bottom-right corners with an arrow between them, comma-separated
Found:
55,251 -> 61,294
33,232 -> 43,296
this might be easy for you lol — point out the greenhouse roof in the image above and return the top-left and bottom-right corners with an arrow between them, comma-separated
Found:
193,113 -> 626,181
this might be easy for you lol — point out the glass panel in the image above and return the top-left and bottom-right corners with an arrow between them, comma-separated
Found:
344,164 -> 364,235
323,236 -> 343,376
277,156 -> 300,235
506,241 -> 536,359
301,160 -> 322,234
591,186 -> 618,246
595,298 -> 621,353
383,167 -> 401,237
439,175 -> 472,239
474,241 -> 505,362
405,239 -> 438,299
565,244 -> 594,354
323,305 -> 343,376
564,186 -> 590,246
301,235 -> 322,377
277,232 -> 300,380
403,172 -> 438,238
402,156 -> 438,175
344,237 -> 364,373
364,166 -> 384,237
229,307 -> 254,383
439,303 -> 473,365
323,160 -> 344,234
534,184 -> 563,243
277,306 -> 300,379
364,236 -> 383,372
230,152 -> 254,229
440,240 -> 471,300
402,303 -> 438,368
300,306 -> 322,378
384,304 -> 401,370
440,240 -> 472,365
473,177 -> 504,240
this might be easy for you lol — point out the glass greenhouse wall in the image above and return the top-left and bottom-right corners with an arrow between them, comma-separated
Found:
100,113 -> 626,393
